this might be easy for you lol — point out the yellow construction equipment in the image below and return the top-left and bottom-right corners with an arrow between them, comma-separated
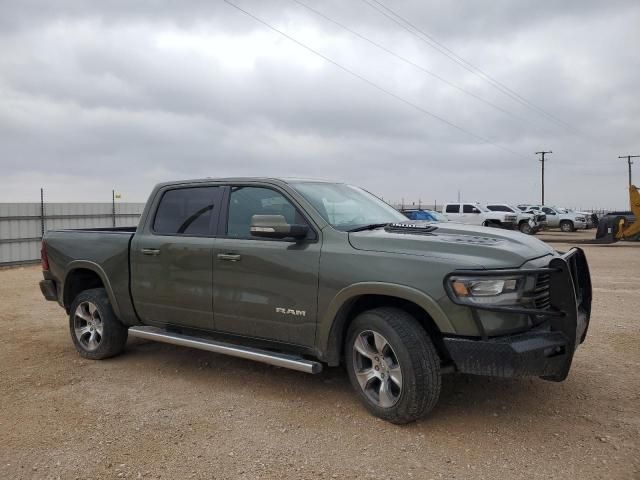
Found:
613,184 -> 640,241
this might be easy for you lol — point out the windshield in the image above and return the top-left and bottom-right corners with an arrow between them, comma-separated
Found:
429,211 -> 449,221
291,182 -> 406,231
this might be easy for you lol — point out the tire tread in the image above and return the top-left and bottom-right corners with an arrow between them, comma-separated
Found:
346,307 -> 441,424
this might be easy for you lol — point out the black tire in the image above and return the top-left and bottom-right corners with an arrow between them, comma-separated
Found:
518,221 -> 533,235
345,307 -> 441,424
560,220 -> 574,232
68,288 -> 128,360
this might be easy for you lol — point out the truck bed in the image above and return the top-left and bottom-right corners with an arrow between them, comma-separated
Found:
43,228 -> 138,324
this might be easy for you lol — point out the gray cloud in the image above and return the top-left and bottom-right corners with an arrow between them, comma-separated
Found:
0,0 -> 639,209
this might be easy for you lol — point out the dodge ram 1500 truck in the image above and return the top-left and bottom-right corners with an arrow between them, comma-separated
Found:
39,178 -> 592,424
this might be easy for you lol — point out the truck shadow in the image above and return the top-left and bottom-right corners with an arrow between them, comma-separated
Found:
123,338 -> 584,426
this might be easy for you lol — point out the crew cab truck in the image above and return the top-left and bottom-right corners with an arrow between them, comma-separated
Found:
442,202 -> 518,229
518,205 -> 587,232
39,178 -> 592,424
485,203 -> 546,235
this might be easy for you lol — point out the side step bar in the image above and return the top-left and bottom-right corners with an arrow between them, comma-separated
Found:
128,326 -> 322,374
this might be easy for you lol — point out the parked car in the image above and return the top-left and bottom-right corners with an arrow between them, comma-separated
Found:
557,208 -> 595,229
518,205 -> 587,232
485,203 -> 546,235
442,202 -> 518,229
39,178 -> 592,424
401,208 -> 449,222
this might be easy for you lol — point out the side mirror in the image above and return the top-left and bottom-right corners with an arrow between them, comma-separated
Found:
472,208 -> 481,214
250,214 -> 309,240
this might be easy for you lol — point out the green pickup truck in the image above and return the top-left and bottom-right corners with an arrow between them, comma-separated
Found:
39,178 -> 592,423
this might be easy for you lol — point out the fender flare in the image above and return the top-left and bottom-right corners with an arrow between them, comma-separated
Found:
63,260 -> 122,318
318,282 -> 455,365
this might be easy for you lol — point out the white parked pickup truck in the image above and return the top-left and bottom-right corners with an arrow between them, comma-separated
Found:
485,203 -> 547,235
517,205 -> 587,232
442,203 -> 518,229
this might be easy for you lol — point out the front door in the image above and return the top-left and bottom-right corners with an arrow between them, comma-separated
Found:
213,185 -> 321,347
462,204 -> 482,225
543,207 -> 559,227
131,185 -> 223,331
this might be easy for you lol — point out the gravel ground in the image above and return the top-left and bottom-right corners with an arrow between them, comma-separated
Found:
1,233 -> 638,479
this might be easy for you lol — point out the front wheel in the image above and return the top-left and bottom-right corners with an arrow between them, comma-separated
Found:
69,288 -> 128,360
519,222 -> 533,234
560,220 -> 574,232
345,307 -> 441,424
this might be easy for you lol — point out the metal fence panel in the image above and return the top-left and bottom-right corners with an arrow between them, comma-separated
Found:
0,202 -> 145,265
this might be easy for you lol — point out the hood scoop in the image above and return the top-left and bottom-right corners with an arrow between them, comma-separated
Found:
384,222 -> 438,235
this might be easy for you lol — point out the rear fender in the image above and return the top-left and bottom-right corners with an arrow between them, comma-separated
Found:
64,261 -> 122,318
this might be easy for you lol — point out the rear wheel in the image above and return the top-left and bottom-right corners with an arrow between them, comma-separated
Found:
560,220 -> 574,232
345,307 -> 441,424
69,288 -> 128,360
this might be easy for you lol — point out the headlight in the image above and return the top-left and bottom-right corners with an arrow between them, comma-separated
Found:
447,275 -> 536,306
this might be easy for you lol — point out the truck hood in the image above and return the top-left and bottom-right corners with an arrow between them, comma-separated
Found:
348,221 -> 555,269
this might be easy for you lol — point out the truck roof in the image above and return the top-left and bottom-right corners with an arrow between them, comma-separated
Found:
153,177 -> 340,189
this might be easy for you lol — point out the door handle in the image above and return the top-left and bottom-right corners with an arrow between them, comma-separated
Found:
141,248 -> 161,256
217,253 -> 241,262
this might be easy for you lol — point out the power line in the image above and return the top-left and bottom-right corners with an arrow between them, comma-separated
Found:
223,0 -> 529,160
362,0 -> 581,135
290,0 -> 550,135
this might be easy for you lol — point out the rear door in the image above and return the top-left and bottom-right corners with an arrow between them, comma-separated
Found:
131,185 -> 223,331
444,204 -> 461,221
212,184 -> 321,347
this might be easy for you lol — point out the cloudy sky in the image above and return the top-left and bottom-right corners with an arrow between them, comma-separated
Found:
1,0 -> 639,209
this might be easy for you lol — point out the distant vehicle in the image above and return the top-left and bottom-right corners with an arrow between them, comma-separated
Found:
517,205 -> 587,232
596,211 -> 636,240
485,203 -> 546,235
401,209 -> 449,222
442,203 -> 518,229
557,208 -> 594,229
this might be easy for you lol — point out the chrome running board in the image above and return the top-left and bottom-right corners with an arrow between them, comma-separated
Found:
128,326 -> 322,374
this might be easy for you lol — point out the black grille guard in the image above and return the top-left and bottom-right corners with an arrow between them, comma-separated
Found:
444,248 -> 592,347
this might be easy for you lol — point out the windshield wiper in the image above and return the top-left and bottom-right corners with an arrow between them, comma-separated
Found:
347,223 -> 390,232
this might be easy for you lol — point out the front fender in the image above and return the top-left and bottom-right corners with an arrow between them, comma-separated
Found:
317,282 -> 455,365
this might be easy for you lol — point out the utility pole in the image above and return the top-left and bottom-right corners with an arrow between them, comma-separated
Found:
618,155 -> 639,186
112,189 -> 116,228
535,151 -> 552,205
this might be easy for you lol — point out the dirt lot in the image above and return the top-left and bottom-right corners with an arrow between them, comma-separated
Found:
1,233 -> 639,479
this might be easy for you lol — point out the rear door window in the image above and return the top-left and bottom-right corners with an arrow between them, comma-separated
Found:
487,205 -> 511,212
445,204 -> 460,213
153,186 -> 222,236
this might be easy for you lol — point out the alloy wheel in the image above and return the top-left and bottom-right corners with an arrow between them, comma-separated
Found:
352,330 -> 403,408
73,301 -> 103,351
